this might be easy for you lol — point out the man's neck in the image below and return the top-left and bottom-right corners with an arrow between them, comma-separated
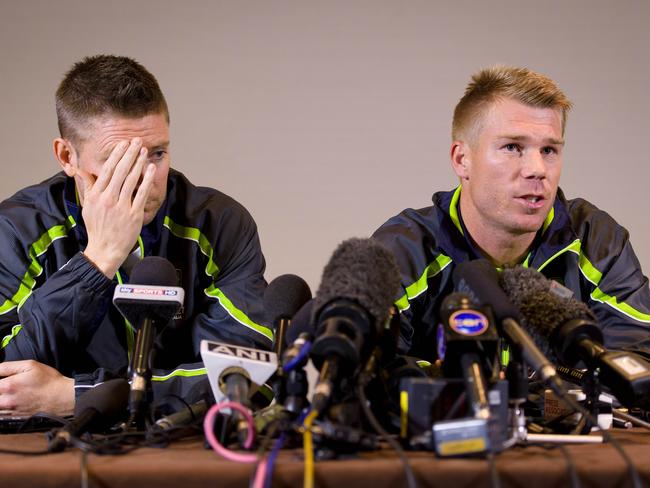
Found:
459,199 -> 537,267
466,227 -> 535,267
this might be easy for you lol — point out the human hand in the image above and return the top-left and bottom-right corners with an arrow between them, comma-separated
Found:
79,138 -> 156,278
0,360 -> 74,417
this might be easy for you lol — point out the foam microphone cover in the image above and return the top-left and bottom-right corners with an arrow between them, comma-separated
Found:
499,266 -> 598,363
264,274 -> 312,323
285,299 -> 316,344
131,256 -> 178,286
313,237 -> 400,327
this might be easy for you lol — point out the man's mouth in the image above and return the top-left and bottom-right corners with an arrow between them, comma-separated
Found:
516,194 -> 546,209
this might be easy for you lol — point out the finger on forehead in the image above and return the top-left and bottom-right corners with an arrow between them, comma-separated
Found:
105,139 -> 145,195
131,163 -> 156,212
119,147 -> 148,203
92,140 -> 131,193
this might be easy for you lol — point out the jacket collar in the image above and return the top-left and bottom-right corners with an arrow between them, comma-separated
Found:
433,186 -> 578,269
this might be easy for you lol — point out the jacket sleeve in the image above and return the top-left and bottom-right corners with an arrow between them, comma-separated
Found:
586,238 -> 650,360
191,203 -> 271,351
1,243 -> 115,368
372,211 -> 444,356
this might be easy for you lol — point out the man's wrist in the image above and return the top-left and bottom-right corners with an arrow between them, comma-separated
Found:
83,247 -> 120,278
61,376 -> 75,417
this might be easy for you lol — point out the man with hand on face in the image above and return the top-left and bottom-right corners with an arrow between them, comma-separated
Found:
373,66 -> 650,361
0,55 -> 271,416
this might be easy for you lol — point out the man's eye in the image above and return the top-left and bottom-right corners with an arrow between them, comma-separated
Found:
504,143 -> 520,152
149,150 -> 167,161
542,146 -> 557,155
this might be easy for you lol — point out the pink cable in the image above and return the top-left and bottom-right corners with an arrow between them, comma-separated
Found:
203,401 -> 258,463
252,458 -> 268,488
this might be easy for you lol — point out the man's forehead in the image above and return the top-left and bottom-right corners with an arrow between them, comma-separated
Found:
82,113 -> 170,153
480,99 -> 563,133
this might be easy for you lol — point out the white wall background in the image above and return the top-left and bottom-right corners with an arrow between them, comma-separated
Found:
1,0 -> 648,292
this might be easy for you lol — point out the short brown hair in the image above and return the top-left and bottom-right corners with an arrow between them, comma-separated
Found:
452,66 -> 572,142
56,55 -> 169,144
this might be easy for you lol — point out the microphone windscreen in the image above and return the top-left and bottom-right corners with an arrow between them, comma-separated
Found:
313,238 -> 400,327
130,256 -> 178,286
500,266 -> 596,334
499,266 -> 597,363
75,378 -> 130,417
285,299 -> 315,344
264,274 -> 312,323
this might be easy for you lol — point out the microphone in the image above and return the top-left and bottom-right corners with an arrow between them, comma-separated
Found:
309,238 -> 400,413
200,340 -> 278,447
49,379 -> 129,452
200,341 -> 278,404
452,259 -> 566,395
153,399 -> 209,431
285,299 -> 316,345
112,256 -> 184,422
438,292 -> 499,419
500,266 -> 650,407
264,274 -> 312,357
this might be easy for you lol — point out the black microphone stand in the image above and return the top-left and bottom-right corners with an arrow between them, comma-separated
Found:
127,318 -> 156,431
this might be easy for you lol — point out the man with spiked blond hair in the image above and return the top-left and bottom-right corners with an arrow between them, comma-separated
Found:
373,65 -> 650,361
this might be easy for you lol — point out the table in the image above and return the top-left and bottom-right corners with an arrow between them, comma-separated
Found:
1,429 -> 649,487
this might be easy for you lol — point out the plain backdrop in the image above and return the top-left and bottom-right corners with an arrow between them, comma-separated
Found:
1,0 -> 648,292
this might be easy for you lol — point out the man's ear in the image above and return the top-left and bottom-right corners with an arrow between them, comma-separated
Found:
53,138 -> 78,177
450,140 -> 471,181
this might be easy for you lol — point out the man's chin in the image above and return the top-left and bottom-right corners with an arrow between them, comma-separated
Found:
513,215 -> 548,235
142,207 -> 160,226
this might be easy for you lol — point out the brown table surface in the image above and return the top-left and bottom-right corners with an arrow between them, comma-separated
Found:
1,429 -> 649,488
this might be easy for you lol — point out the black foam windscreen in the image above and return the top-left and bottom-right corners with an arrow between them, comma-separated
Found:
285,299 -> 315,344
499,266 -> 597,362
313,238 -> 400,326
131,256 -> 178,286
75,378 -> 130,418
264,274 -> 312,323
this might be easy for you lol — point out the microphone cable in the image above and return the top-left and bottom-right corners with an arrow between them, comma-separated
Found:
355,350 -> 417,488
486,451 -> 502,488
355,383 -> 417,488
302,409 -> 319,488
203,401 -> 256,462
556,444 -> 582,488
549,384 -> 642,488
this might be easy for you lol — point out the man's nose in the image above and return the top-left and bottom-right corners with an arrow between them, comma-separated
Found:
522,150 -> 547,179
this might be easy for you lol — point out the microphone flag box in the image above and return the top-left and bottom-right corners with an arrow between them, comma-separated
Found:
200,340 -> 278,404
113,284 -> 184,326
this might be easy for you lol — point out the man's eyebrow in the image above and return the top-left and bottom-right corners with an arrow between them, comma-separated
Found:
498,135 -> 565,145
148,141 -> 170,151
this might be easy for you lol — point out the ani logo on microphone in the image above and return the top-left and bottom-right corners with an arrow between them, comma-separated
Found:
449,310 -> 490,336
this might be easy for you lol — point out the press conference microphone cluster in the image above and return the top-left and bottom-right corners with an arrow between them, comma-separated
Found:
113,256 -> 184,425
49,379 -> 129,452
452,259 -> 567,397
309,238 -> 400,414
500,266 -> 650,408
